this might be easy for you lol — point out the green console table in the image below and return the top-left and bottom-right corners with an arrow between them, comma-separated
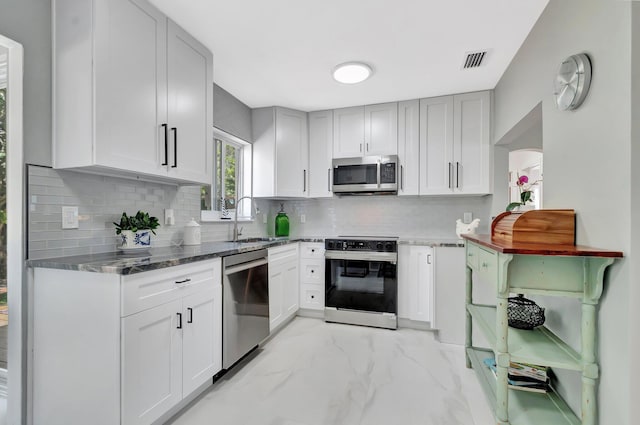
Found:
462,234 -> 622,425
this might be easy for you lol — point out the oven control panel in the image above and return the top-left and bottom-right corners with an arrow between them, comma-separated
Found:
325,239 -> 397,253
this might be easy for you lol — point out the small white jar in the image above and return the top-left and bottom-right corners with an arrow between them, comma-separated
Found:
184,218 -> 201,246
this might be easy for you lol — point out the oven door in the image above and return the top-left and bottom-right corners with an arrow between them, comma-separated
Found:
324,251 -> 397,314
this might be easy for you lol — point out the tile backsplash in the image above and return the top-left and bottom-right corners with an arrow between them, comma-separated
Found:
283,196 -> 492,239
27,166 -> 270,259
28,165 -> 492,259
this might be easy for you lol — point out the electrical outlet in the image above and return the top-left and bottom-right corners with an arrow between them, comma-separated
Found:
300,214 -> 306,223
464,212 -> 473,223
263,214 -> 267,224
164,209 -> 174,225
62,206 -> 79,229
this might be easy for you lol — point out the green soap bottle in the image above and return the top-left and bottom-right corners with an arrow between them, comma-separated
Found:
274,203 -> 289,237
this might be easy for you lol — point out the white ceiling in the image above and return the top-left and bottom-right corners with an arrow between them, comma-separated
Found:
148,0 -> 549,112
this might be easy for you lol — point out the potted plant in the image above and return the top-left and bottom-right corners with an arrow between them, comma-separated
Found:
506,174 -> 541,212
113,211 -> 160,250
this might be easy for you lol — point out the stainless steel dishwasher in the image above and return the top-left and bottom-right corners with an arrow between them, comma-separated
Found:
222,249 -> 269,369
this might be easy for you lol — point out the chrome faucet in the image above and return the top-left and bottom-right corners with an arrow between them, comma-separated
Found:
233,196 -> 253,242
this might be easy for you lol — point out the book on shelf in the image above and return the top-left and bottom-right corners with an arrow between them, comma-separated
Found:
483,357 -> 550,394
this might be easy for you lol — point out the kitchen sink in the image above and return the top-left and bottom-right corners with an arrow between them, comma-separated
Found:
227,237 -> 287,243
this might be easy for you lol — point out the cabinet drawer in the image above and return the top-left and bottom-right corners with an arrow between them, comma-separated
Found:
300,243 -> 325,259
299,283 -> 324,310
269,244 -> 299,263
476,247 -> 497,283
121,260 -> 218,317
299,259 -> 324,284
466,243 -> 479,269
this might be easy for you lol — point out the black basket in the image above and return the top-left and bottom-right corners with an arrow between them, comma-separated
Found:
508,295 -> 545,330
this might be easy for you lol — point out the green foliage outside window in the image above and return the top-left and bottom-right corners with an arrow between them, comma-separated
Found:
0,87 -> 7,301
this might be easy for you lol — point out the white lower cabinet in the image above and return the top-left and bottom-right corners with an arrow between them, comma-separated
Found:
32,259 -> 222,425
433,246 -> 466,344
298,242 -> 325,310
268,244 -> 299,331
398,245 -> 435,325
121,300 -> 183,425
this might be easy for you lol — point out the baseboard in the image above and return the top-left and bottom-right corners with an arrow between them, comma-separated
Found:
296,308 -> 324,319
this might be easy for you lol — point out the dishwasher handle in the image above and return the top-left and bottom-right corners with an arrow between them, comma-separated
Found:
224,258 -> 268,276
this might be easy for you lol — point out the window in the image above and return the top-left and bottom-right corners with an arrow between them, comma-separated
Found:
201,128 -> 252,221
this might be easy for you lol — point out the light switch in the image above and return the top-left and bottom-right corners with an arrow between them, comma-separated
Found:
463,212 -> 473,223
300,214 -> 306,223
62,206 -> 79,229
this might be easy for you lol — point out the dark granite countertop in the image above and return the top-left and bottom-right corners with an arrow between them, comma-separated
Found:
27,238 -> 325,275
398,239 -> 465,247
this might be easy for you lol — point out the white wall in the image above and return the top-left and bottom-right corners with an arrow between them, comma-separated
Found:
494,1 -> 631,422
629,2 -> 640,420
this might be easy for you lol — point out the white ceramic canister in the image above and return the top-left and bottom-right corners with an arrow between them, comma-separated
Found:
184,218 -> 201,245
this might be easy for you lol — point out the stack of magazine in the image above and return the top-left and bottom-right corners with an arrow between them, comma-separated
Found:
483,357 -> 550,393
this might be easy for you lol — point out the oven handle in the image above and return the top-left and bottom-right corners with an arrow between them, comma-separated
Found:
325,250 -> 397,264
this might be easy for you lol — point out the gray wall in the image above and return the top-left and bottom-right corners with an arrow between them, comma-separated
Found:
213,83 -> 252,142
494,1 -> 632,422
0,0 -> 52,166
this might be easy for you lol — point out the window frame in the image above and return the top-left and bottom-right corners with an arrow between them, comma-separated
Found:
201,128 -> 252,222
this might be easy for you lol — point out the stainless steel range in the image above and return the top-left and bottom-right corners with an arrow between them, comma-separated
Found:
324,237 -> 398,329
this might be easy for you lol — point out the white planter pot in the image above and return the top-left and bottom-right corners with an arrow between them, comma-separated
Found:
119,229 -> 152,249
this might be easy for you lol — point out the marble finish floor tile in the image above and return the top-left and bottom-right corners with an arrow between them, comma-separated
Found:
169,317 -> 493,425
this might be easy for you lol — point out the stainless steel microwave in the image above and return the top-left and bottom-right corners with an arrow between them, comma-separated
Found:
332,155 -> 398,195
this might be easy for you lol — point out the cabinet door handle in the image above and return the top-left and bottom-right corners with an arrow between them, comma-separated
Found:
400,165 -> 404,191
448,162 -> 453,189
177,312 -> 182,329
327,168 -> 331,192
366,143 -> 369,152
303,169 -> 307,192
456,162 -> 460,188
311,249 -> 315,253
187,307 -> 193,323
359,143 -> 363,152
171,127 -> 178,168
161,123 -> 168,166
427,254 -> 432,264
175,278 -> 191,285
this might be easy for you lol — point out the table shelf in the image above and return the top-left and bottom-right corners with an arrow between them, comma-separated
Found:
467,304 -> 582,371
462,235 -> 622,425
466,347 -> 580,425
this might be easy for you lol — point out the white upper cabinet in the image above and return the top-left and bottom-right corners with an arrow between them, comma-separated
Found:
333,103 -> 398,158
397,100 -> 420,196
253,107 -> 309,198
452,91 -> 491,194
308,111 -> 334,198
419,91 -> 491,195
53,0 -> 213,185
165,21 -> 213,183
333,106 -> 365,158
419,96 -> 454,194
365,103 -> 398,156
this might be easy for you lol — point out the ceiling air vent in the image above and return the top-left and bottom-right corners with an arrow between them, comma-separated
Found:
463,51 -> 487,69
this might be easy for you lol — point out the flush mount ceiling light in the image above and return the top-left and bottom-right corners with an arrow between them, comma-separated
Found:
332,62 -> 373,84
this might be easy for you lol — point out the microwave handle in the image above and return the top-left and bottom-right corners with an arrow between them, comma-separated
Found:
377,161 -> 381,189
327,168 -> 331,192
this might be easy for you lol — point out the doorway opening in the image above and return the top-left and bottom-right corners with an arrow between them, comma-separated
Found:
509,150 -> 543,209
0,34 -> 25,425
